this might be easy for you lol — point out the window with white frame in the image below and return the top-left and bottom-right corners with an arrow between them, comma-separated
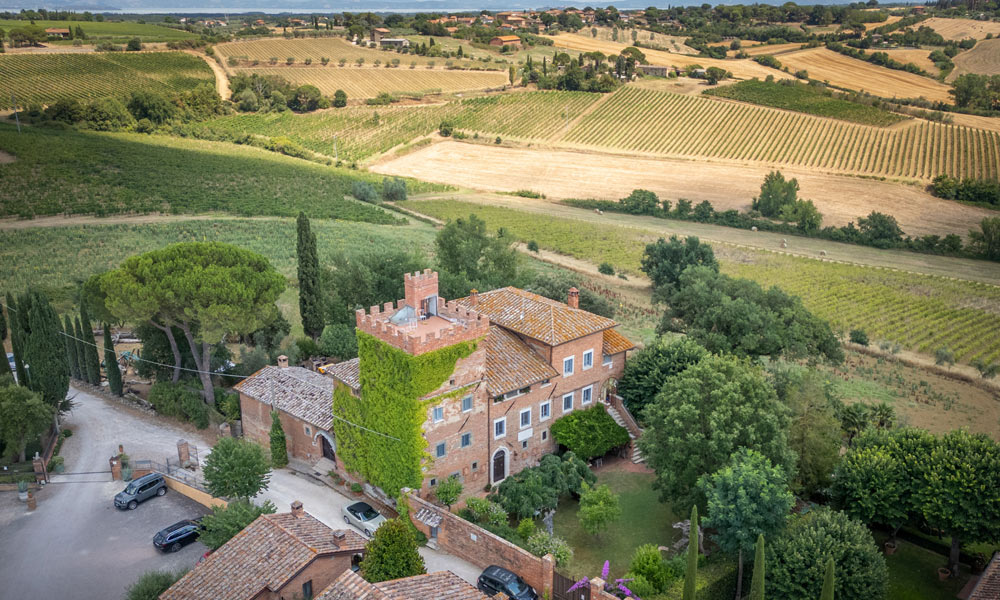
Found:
494,417 -> 506,439
435,442 -> 446,458
582,385 -> 593,405
583,349 -> 594,370
462,395 -> 473,412
602,353 -> 613,367
540,401 -> 551,421
520,408 -> 531,429
562,392 -> 573,412
429,477 -> 437,487
521,440 -> 529,449
563,356 -> 574,376
542,429 -> 548,441
461,432 -> 472,448
432,406 -> 444,422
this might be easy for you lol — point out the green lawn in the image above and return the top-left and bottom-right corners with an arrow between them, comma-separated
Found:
552,469 -> 680,580
873,532 -> 970,600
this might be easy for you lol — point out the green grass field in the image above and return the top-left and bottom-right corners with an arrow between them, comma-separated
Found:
704,79 -> 907,126
0,19 -> 198,42
0,52 -> 213,109
402,198 -> 1000,366
0,123 -> 443,219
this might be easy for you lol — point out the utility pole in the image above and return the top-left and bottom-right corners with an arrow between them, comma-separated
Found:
10,94 -> 21,134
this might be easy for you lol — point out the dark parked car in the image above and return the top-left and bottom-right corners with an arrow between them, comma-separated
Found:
114,473 -> 167,510
153,519 -> 202,552
477,565 -> 539,600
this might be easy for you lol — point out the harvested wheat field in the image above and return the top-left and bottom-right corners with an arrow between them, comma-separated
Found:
231,66 -> 507,98
741,42 -> 804,56
948,112 -> 1000,133
864,14 -> 903,31
589,26 -> 697,54
778,47 -> 953,102
923,17 -> 1000,40
879,47 -> 941,76
549,33 -> 794,80
950,38 -> 1000,79
374,141 -> 994,238
216,36 -> 485,69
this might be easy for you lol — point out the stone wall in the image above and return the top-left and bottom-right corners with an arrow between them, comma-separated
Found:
402,489 -> 553,596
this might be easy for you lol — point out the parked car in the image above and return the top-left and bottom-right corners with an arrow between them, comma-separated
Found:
114,473 -> 167,510
341,501 -> 386,537
477,565 -> 539,600
153,519 -> 202,552
6,353 -> 16,382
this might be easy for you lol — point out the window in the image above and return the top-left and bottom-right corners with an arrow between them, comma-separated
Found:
521,440 -> 529,449
494,417 -> 506,439
304,425 -> 311,436
472,461 -> 479,471
542,430 -> 548,441
520,408 -> 531,429
435,442 -> 446,458
540,378 -> 551,387
562,392 -> 573,412
302,580 -> 313,600
429,477 -> 437,487
540,401 -> 551,421
432,406 -> 444,422
582,385 -> 593,405
583,349 -> 594,370
462,395 -> 473,412
603,353 -> 613,366
495,386 -> 531,402
563,356 -> 574,376
461,433 -> 472,448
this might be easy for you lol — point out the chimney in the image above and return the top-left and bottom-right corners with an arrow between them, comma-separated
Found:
277,355 -> 289,369
291,500 -> 304,518
567,287 -> 579,309
469,289 -> 478,307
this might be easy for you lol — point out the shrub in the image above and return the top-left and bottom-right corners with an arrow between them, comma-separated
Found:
550,405 -> 631,460
148,381 -> 208,427
125,570 -> 187,600
333,89 -> 347,107
352,180 -> 379,203
351,482 -> 363,493
126,38 -> 142,51
434,475 -> 463,509
439,120 -> 454,136
623,573 -> 657,598
84,97 -> 136,131
382,177 -> 408,202
934,347 -> 954,367
319,324 -> 358,360
361,518 -> 427,582
199,499 -> 276,550
598,262 -> 615,275
527,240 -> 539,253
517,518 -> 536,540
619,189 -> 661,215
465,497 -> 509,527
295,336 -> 320,359
629,543 -> 671,592
849,329 -> 869,346
526,531 -> 573,567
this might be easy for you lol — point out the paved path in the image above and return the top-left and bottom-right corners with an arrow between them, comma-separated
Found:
256,468 -> 482,585
0,387 -> 215,600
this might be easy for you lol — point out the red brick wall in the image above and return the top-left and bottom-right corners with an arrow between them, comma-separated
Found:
239,392 -> 326,464
275,554 -> 354,600
403,490 -> 553,595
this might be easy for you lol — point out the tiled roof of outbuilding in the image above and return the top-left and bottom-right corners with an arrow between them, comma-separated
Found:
234,365 -> 334,430
161,512 -> 364,600
482,326 -> 557,395
316,569 -> 489,600
970,552 -> 1000,600
326,357 -> 361,392
602,328 -> 636,356
455,287 -> 616,346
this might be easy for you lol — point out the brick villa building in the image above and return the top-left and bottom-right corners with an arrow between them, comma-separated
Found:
331,269 -> 634,497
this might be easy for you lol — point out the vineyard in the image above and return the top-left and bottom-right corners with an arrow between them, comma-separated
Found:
205,91 -> 600,160
0,52 -> 213,109
0,18 -> 198,41
561,86 -> 1000,180
403,197 -> 1000,367
776,48 -> 953,102
0,123 -> 441,219
232,66 -> 507,98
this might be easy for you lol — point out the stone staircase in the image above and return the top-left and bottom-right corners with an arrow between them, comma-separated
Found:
603,401 -> 645,464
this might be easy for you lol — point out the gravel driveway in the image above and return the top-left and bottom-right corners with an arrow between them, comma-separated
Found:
0,387 -> 215,600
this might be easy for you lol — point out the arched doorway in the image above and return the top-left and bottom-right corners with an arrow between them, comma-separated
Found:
491,447 -> 508,484
316,431 -> 336,462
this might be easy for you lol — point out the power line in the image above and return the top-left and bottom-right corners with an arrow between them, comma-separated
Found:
3,302 -> 402,442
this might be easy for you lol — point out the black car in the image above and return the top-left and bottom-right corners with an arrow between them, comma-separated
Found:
153,519 -> 202,552
477,565 -> 538,600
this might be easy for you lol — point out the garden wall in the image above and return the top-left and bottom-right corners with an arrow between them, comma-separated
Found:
402,489 -> 553,595
131,467 -> 227,509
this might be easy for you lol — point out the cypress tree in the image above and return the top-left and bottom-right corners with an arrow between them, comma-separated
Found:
103,323 -> 123,397
63,314 -> 81,380
296,212 -> 324,340
270,411 -> 288,468
22,291 -> 70,413
7,292 -> 28,385
750,534 -> 765,600
73,316 -> 88,383
0,291 -> 7,342
79,302 -> 100,385
683,504 -> 699,600
820,558 -> 835,600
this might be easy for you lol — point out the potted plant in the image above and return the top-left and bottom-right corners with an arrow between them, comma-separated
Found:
49,456 -> 65,474
884,540 -> 897,555
122,466 -> 133,482
350,482 -> 363,497
17,480 -> 29,502
937,567 -> 951,581
329,471 -> 344,486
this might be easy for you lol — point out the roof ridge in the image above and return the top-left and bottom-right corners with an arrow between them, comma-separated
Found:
262,513 -> 329,554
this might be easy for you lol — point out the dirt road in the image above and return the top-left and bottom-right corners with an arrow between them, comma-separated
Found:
189,51 -> 231,100
373,141 -> 993,239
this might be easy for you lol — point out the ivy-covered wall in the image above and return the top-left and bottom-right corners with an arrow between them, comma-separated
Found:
332,331 -> 480,496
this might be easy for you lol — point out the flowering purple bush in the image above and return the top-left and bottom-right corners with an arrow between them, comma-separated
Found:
566,560 -> 641,599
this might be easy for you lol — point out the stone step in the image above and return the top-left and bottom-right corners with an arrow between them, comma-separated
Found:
311,457 -> 338,477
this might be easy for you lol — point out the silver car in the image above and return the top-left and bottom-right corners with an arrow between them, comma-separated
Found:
341,501 -> 386,537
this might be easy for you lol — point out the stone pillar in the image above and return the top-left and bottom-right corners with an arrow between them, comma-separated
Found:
32,455 -> 47,484
590,577 -> 607,599
177,439 -> 190,468
26,492 -> 37,511
110,457 -> 122,481
541,554 -> 555,599
219,422 -> 232,438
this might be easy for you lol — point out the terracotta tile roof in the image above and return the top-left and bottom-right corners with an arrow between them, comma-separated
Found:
317,570 -> 390,600
375,571 -> 490,600
602,328 -> 635,356
234,365 -> 333,430
373,27 -> 391,32
483,326 -> 557,395
161,512 -> 364,600
326,358 -> 361,393
970,552 -> 1000,600
493,35 -> 522,42
455,287 -> 616,346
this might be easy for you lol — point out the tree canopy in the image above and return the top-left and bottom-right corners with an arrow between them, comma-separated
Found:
202,437 -> 272,500
617,337 -> 708,420
360,518 -> 426,583
640,235 -> 718,293
434,214 -> 518,295
199,499 -> 276,550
